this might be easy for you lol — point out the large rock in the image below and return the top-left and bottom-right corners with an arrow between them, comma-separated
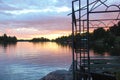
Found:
40,70 -> 72,80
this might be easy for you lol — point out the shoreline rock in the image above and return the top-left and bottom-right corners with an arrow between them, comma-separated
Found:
39,70 -> 72,80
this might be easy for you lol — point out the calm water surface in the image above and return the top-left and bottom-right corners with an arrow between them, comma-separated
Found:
0,42 -> 72,80
0,42 -> 119,80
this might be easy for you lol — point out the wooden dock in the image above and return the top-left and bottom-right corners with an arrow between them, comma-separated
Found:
89,56 -> 120,73
75,56 -> 120,80
69,56 -> 120,80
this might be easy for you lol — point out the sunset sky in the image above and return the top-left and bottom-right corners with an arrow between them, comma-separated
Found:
0,0 -> 119,39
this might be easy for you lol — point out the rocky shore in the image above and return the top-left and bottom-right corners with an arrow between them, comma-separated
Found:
39,70 -> 72,80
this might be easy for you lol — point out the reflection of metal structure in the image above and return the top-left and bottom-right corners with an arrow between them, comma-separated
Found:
68,0 -> 120,80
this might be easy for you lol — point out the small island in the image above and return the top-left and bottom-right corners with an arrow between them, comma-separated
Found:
0,34 -> 17,43
30,37 -> 50,42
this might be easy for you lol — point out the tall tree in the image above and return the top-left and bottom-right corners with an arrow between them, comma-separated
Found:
93,27 -> 106,40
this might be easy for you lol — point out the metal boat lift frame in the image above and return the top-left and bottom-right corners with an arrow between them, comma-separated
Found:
68,0 -> 120,80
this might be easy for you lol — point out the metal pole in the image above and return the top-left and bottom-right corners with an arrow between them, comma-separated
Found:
79,0 -> 82,69
87,0 -> 91,79
79,0 -> 81,33
90,10 -> 120,13
72,2 -> 75,80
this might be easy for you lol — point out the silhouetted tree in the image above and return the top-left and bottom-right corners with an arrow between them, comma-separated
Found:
109,21 -> 120,36
55,36 -> 68,43
103,34 -> 115,47
30,37 -> 50,42
0,34 -> 17,43
93,27 -> 106,40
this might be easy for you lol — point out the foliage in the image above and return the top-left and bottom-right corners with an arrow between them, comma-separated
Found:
103,33 -> 115,46
30,37 -> 50,42
109,22 -> 120,36
55,35 -> 72,43
0,34 -> 17,43
54,21 -> 120,47
93,27 -> 106,40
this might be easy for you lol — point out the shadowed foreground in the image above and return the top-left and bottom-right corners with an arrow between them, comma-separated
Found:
39,70 -> 72,80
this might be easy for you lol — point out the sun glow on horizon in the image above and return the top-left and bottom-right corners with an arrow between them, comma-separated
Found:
29,31 -> 71,40
1,27 -> 71,40
7,30 -> 71,40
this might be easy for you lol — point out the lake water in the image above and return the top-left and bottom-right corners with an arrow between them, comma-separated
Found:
0,42 -> 119,80
0,42 -> 72,80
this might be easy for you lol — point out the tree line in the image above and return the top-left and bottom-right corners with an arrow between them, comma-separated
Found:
54,21 -> 120,47
91,21 -> 120,46
0,34 -> 17,43
1,21 -> 120,44
30,37 -> 50,42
